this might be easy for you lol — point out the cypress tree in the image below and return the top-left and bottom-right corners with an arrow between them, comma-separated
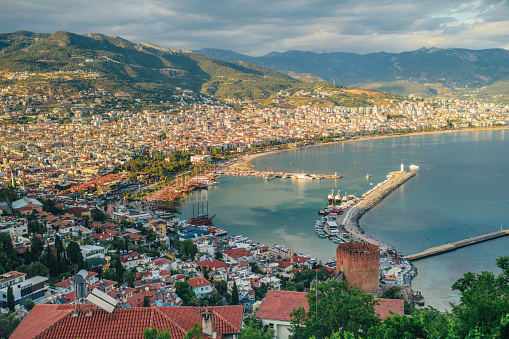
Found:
7,286 -> 14,311
231,281 -> 239,305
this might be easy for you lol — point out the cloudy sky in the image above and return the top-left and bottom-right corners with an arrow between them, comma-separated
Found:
2,0 -> 509,55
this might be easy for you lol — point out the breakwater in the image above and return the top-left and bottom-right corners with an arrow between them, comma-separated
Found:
405,229 -> 509,260
342,171 -> 416,253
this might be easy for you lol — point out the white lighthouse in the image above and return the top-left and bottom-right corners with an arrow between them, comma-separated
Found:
400,162 -> 404,172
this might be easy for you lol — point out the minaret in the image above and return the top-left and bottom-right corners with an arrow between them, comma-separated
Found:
10,168 -> 15,187
290,244 -> 294,266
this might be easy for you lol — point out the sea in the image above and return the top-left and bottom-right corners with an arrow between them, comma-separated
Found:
179,129 -> 509,310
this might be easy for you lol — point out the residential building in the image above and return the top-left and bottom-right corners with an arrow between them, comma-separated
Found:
0,271 -> 49,308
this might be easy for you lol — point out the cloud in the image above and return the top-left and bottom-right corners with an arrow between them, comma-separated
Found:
1,0 -> 509,55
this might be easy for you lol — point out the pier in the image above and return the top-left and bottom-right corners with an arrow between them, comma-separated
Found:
341,171 -> 416,252
404,230 -> 509,261
217,169 -> 341,180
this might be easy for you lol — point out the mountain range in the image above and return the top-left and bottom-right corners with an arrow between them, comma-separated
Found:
0,30 -> 399,108
195,47 -> 509,97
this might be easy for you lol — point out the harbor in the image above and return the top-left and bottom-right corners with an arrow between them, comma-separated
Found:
314,168 -> 417,253
405,229 -> 509,261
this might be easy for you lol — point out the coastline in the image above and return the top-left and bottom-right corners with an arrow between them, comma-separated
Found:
237,126 -> 509,169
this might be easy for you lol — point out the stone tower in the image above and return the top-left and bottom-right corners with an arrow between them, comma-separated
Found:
336,242 -> 379,294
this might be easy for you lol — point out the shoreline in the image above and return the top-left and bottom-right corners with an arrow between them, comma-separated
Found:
236,126 -> 509,169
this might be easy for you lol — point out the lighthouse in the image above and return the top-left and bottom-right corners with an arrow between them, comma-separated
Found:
400,162 -> 404,172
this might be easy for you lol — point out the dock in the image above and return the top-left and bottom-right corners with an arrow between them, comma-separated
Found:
217,169 -> 341,180
404,230 -> 509,261
341,171 -> 416,252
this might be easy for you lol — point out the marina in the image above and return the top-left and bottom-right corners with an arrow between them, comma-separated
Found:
180,130 -> 509,310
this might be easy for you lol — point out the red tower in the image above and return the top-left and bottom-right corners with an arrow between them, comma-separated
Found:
336,242 -> 380,294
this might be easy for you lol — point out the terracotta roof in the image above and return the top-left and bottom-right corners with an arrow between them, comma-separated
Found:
256,290 -> 309,322
196,260 -> 227,270
188,277 -> 212,288
12,304 -> 243,338
278,261 -> 293,268
152,257 -> 171,266
223,248 -> 252,259
374,298 -> 405,319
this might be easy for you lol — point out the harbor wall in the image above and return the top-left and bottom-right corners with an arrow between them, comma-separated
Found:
342,171 -> 416,253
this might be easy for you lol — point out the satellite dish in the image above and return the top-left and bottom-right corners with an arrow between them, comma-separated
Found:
145,287 -> 149,291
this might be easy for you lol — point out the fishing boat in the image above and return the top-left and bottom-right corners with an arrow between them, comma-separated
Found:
409,164 -> 420,170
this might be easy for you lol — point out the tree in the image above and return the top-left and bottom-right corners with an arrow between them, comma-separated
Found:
240,317 -> 276,339
28,262 -> 48,277
143,296 -> 150,307
0,312 -> 25,339
290,280 -> 380,339
66,241 -> 82,267
450,255 -> 509,338
115,256 -> 124,284
24,298 -> 35,311
183,322 -> 202,339
175,281 -> 196,305
366,313 -> 425,339
143,327 -> 172,339
124,269 -> 137,287
30,235 -> 45,261
7,286 -> 14,311
180,239 -> 198,260
231,281 -> 239,305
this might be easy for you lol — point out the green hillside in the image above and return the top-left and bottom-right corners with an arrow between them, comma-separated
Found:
0,31 -> 403,107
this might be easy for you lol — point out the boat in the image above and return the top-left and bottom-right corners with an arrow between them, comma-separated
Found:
265,173 -> 275,181
409,164 -> 420,170
294,173 -> 314,180
189,213 -> 216,225
189,201 -> 216,225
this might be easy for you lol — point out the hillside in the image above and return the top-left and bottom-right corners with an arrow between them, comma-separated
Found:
0,31 -> 403,108
195,47 -> 509,99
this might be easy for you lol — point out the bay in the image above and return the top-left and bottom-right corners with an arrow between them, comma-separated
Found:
180,129 -> 509,310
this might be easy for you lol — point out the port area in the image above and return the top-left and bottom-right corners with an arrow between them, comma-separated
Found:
315,170 -> 421,303
341,171 -> 416,252
217,168 -> 341,180
315,171 -> 416,252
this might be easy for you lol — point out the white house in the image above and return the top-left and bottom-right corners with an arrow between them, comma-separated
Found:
255,290 -> 308,339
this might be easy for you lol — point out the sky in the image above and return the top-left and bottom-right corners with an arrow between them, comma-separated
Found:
2,0 -> 509,55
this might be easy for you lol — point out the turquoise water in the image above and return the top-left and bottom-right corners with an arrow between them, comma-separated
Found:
180,129 -> 509,310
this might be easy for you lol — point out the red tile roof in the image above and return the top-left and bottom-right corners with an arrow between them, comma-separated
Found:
12,305 -> 244,338
374,298 -> 405,319
223,248 -> 252,259
256,290 -> 309,322
196,260 -> 227,270
188,276 -> 212,288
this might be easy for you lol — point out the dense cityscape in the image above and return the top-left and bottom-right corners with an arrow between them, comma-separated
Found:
1,19 -> 509,338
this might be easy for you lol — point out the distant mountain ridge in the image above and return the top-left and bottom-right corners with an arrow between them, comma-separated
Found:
0,30 -> 400,108
195,47 -> 509,96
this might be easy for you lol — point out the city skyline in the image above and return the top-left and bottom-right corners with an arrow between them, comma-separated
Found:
2,0 -> 509,56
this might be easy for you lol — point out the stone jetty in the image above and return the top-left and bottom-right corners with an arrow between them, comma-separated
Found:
342,171 -> 416,253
